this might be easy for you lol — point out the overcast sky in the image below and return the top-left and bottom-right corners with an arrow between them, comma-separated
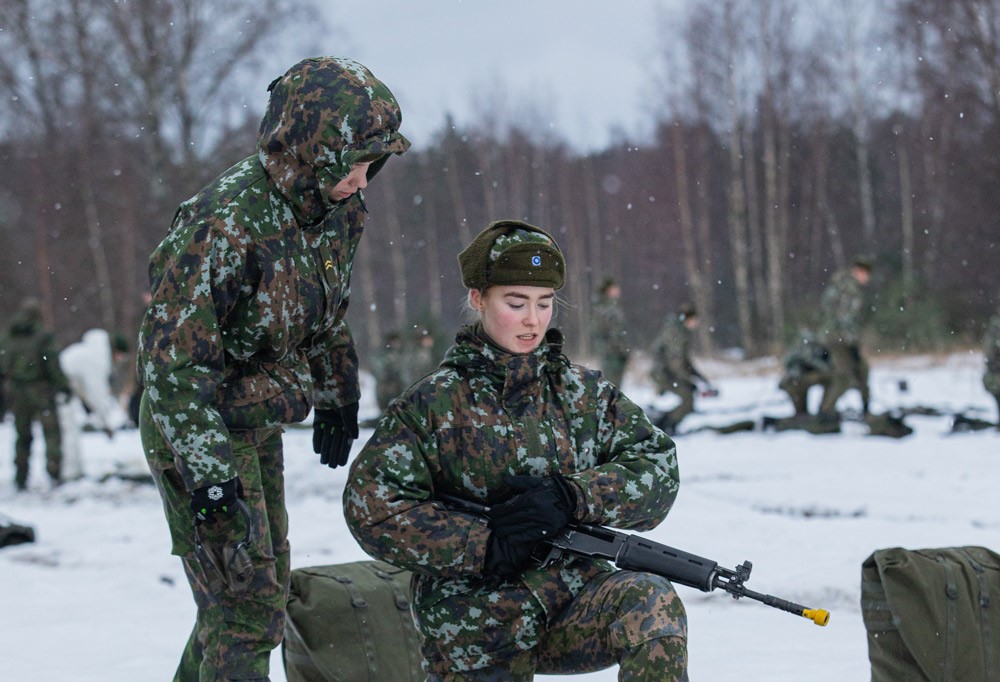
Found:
300,0 -> 687,152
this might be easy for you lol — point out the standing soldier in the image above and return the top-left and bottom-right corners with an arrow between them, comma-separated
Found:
650,303 -> 708,435
590,277 -> 630,387
138,56 -> 408,681
344,220 -> 687,681
814,256 -> 874,424
775,257 -> 873,433
370,330 -> 410,412
409,327 -> 441,379
0,298 -> 71,491
983,307 -> 1000,427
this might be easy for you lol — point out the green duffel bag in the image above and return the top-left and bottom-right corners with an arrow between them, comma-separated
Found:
861,546 -> 1000,682
283,560 -> 426,682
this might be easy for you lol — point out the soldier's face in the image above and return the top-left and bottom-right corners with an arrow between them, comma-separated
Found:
329,162 -> 372,202
471,286 -> 555,354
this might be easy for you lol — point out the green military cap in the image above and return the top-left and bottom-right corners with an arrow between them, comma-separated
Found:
852,254 -> 875,271
458,220 -> 566,291
678,302 -> 698,320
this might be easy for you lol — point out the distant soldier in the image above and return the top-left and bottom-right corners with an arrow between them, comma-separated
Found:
0,298 -> 71,490
777,330 -> 833,418
370,330 -> 410,412
983,309 -> 1000,427
59,328 -> 130,438
776,257 -> 873,432
409,328 -> 441,379
590,277 -> 630,386
650,303 -> 708,434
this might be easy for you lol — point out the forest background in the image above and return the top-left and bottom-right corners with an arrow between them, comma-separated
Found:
2,0 -> 998,382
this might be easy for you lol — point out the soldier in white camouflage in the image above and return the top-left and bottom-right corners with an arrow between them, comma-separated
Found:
344,220 -> 688,681
137,56 -> 409,681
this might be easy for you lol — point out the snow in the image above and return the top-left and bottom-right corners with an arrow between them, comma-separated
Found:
1,351 -> 996,681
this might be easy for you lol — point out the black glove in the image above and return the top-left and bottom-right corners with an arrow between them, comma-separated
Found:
190,477 -> 244,525
483,473 -> 577,579
484,530 -> 540,580
313,403 -> 360,469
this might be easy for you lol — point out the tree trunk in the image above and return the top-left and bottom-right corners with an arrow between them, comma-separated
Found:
421,158 -> 444,321
894,124 -> 915,297
741,124 -> 768,342
71,0 -> 116,332
380,179 -> 408,331
558,160 -> 589,359
671,122 -> 710,352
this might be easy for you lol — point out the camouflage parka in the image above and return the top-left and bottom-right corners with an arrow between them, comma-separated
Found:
591,291 -> 630,359
817,269 -> 868,346
138,57 -> 409,490
650,315 -> 697,389
343,323 -> 679,672
0,304 -> 69,393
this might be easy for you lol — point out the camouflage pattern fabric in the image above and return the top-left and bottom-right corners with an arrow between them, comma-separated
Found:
137,56 -> 408,681
591,291 -> 630,387
816,268 -> 868,346
0,302 -> 70,488
141,394 -> 289,681
778,332 -> 833,416
343,323 -> 684,678
649,315 -> 698,430
371,336 -> 412,411
138,56 -> 409,490
818,341 -> 870,415
983,314 -> 1000,421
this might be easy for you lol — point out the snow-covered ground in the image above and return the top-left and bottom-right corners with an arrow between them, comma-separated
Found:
1,351 -> 996,681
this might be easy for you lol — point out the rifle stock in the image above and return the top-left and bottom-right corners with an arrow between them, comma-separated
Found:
440,493 -> 829,627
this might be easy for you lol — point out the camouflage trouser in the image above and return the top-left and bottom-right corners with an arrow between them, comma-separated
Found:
818,342 -> 869,415
140,393 -> 289,682
984,372 -> 1000,425
657,377 -> 695,432
427,570 -> 688,682
778,369 -> 829,416
9,387 -> 62,489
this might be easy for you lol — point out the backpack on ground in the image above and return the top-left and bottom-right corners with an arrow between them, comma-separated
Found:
864,411 -> 913,438
0,514 -> 35,549
283,559 -> 426,682
861,546 -> 1000,682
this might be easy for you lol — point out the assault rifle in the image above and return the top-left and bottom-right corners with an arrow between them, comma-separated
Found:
440,494 -> 829,627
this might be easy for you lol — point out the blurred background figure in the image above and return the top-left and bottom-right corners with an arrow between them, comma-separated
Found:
983,306 -> 1000,427
770,258 -> 873,434
59,329 -> 130,438
0,298 -> 72,491
370,330 -> 411,413
410,327 -> 442,379
590,277 -> 630,387
649,303 -> 709,435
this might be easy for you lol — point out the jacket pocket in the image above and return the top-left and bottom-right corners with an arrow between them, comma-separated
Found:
216,362 -> 311,430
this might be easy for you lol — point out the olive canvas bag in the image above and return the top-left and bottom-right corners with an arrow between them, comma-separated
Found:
861,546 -> 1000,682
283,560 -> 426,682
